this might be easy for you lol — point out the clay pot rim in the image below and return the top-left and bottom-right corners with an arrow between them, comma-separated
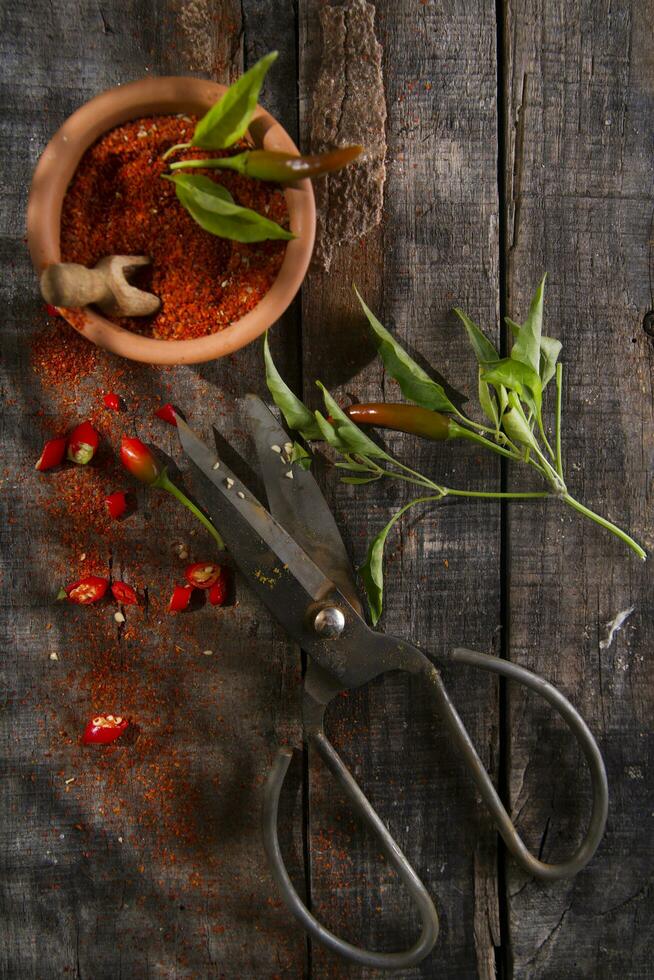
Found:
27,76 -> 316,365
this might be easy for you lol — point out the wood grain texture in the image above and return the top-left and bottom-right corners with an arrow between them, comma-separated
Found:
501,1 -> 654,977
299,1 -> 502,976
2,1 -> 653,977
0,1 -> 306,976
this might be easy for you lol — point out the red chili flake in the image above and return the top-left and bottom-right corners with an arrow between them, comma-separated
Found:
184,562 -> 221,589
63,576 -> 109,604
155,403 -> 178,426
82,714 -> 129,745
208,574 -> 228,607
35,437 -> 67,472
44,303 -> 60,317
103,392 -> 121,411
59,115 -> 289,341
105,491 -> 129,520
168,585 -> 192,612
67,421 -> 100,465
111,581 -> 138,605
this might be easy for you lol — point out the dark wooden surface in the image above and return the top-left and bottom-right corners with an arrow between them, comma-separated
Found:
1,1 -> 652,978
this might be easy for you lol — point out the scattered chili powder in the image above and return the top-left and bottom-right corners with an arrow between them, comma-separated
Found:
59,115 -> 289,340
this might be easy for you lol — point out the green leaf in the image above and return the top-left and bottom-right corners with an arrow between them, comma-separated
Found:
167,173 -> 294,242
453,308 -> 499,364
341,475 -> 380,485
354,286 -> 458,413
316,382 -> 390,459
359,504 -> 416,625
263,333 -> 322,439
192,51 -> 278,149
481,358 -> 542,414
501,394 -> 538,449
335,459 -> 375,473
290,441 -> 312,470
478,371 -> 499,427
539,335 -> 562,388
509,275 -> 546,375
506,315 -> 561,389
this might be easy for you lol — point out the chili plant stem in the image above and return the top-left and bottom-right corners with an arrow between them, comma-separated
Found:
562,494 -> 646,560
444,488 -> 551,501
162,142 -> 191,161
158,473 -> 225,550
555,363 -> 564,479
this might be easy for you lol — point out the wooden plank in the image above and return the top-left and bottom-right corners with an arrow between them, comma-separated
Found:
0,1 -> 307,976
501,1 -> 654,977
299,1 -> 503,976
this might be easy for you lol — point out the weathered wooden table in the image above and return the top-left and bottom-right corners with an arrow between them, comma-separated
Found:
2,1 -> 652,977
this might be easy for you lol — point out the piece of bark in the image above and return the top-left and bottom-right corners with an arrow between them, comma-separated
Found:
310,0 -> 387,270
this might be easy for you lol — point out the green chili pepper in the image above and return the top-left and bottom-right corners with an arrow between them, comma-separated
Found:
169,145 -> 363,183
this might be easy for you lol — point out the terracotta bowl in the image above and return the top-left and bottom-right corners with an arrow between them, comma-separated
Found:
27,77 -> 316,365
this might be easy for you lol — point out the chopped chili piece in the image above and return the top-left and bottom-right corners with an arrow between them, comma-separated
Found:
155,403 -> 178,426
35,436 -> 67,472
120,437 -> 160,484
105,491 -> 129,520
103,392 -> 121,411
168,584 -> 192,612
111,581 -> 138,605
59,115 -> 288,341
44,303 -> 60,317
208,574 -> 228,607
67,421 -> 100,465
185,561 -> 221,589
64,576 -> 109,604
82,714 -> 129,745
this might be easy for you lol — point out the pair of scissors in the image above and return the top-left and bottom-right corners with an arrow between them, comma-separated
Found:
176,395 -> 608,971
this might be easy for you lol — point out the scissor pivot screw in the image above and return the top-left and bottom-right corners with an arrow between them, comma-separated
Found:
312,606 -> 345,639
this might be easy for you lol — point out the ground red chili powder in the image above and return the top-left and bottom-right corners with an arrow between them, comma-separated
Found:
59,115 -> 289,340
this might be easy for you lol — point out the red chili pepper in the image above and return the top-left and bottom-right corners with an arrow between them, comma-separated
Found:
155,403 -> 178,426
105,491 -> 129,520
82,714 -> 129,745
103,392 -> 121,411
168,584 -> 192,612
63,576 -> 109,604
35,436 -> 67,472
67,421 -> 100,465
208,574 -> 228,607
44,303 -> 60,317
111,581 -> 138,605
184,561 -> 222,589
120,437 -> 161,484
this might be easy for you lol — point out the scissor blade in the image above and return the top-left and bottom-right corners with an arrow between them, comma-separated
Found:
176,415 -> 334,606
244,394 -> 361,613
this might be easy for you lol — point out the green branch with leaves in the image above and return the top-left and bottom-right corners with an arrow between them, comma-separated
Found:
162,51 -> 361,243
264,278 -> 645,623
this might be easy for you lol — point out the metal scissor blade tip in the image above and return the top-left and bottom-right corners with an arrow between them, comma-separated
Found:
244,394 -> 362,613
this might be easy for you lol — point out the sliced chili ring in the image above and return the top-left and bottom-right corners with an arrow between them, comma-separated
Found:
35,437 -> 67,472
168,584 -> 192,612
155,403 -> 178,426
65,576 -> 109,604
67,421 -> 100,465
184,561 -> 222,590
208,575 -> 228,607
105,491 -> 129,520
111,581 -> 138,605
82,714 -> 129,745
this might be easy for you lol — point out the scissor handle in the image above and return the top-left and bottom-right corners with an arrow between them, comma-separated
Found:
263,737 -> 439,970
431,648 -> 609,880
